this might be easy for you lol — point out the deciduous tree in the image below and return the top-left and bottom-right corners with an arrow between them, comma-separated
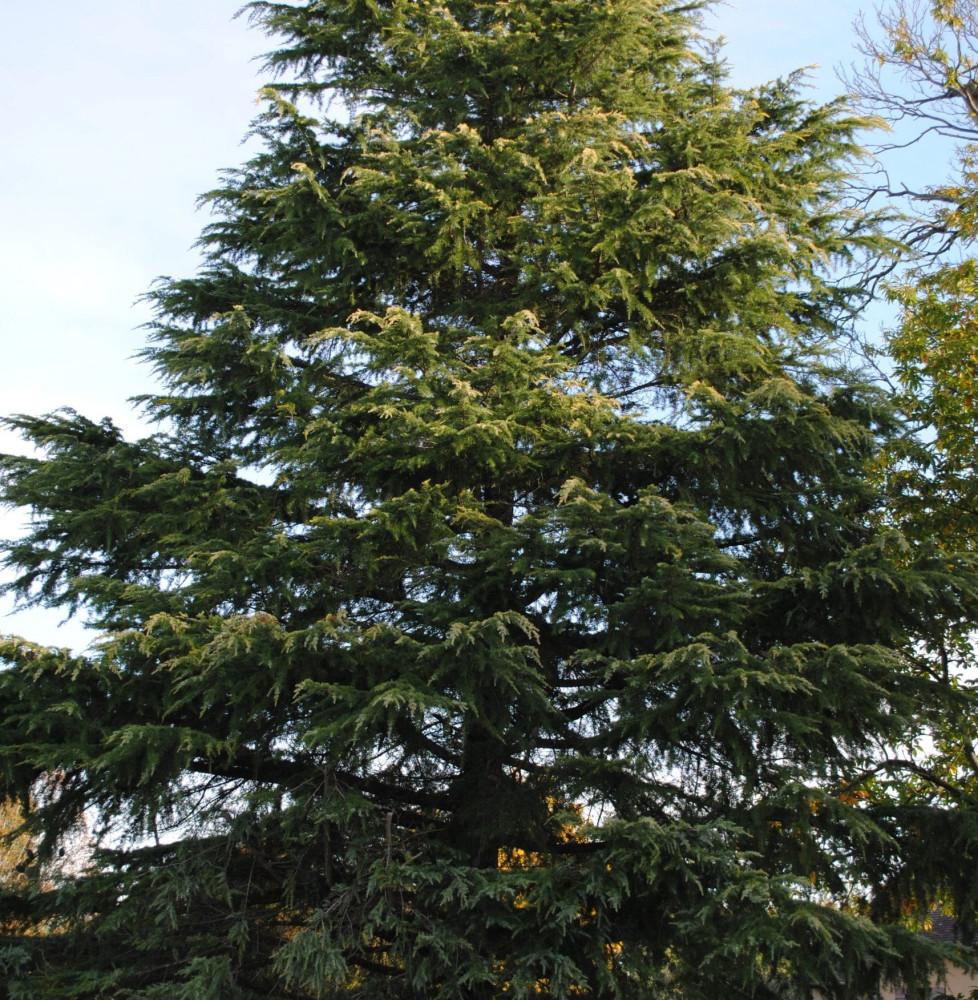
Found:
848,0 -> 978,539
0,798 -> 29,911
849,0 -> 978,808
2,2 -> 977,998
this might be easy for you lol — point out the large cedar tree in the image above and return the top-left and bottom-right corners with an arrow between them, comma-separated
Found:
2,2 -> 977,998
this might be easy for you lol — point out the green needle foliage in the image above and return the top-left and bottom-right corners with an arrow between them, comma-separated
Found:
2,2 -> 977,998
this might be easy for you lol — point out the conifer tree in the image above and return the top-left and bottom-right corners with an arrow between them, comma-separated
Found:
2,2 -> 977,998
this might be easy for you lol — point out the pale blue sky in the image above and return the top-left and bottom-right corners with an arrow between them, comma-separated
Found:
0,0 -> 921,648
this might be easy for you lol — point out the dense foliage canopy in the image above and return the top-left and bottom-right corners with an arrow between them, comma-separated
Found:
2,2 -> 978,998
